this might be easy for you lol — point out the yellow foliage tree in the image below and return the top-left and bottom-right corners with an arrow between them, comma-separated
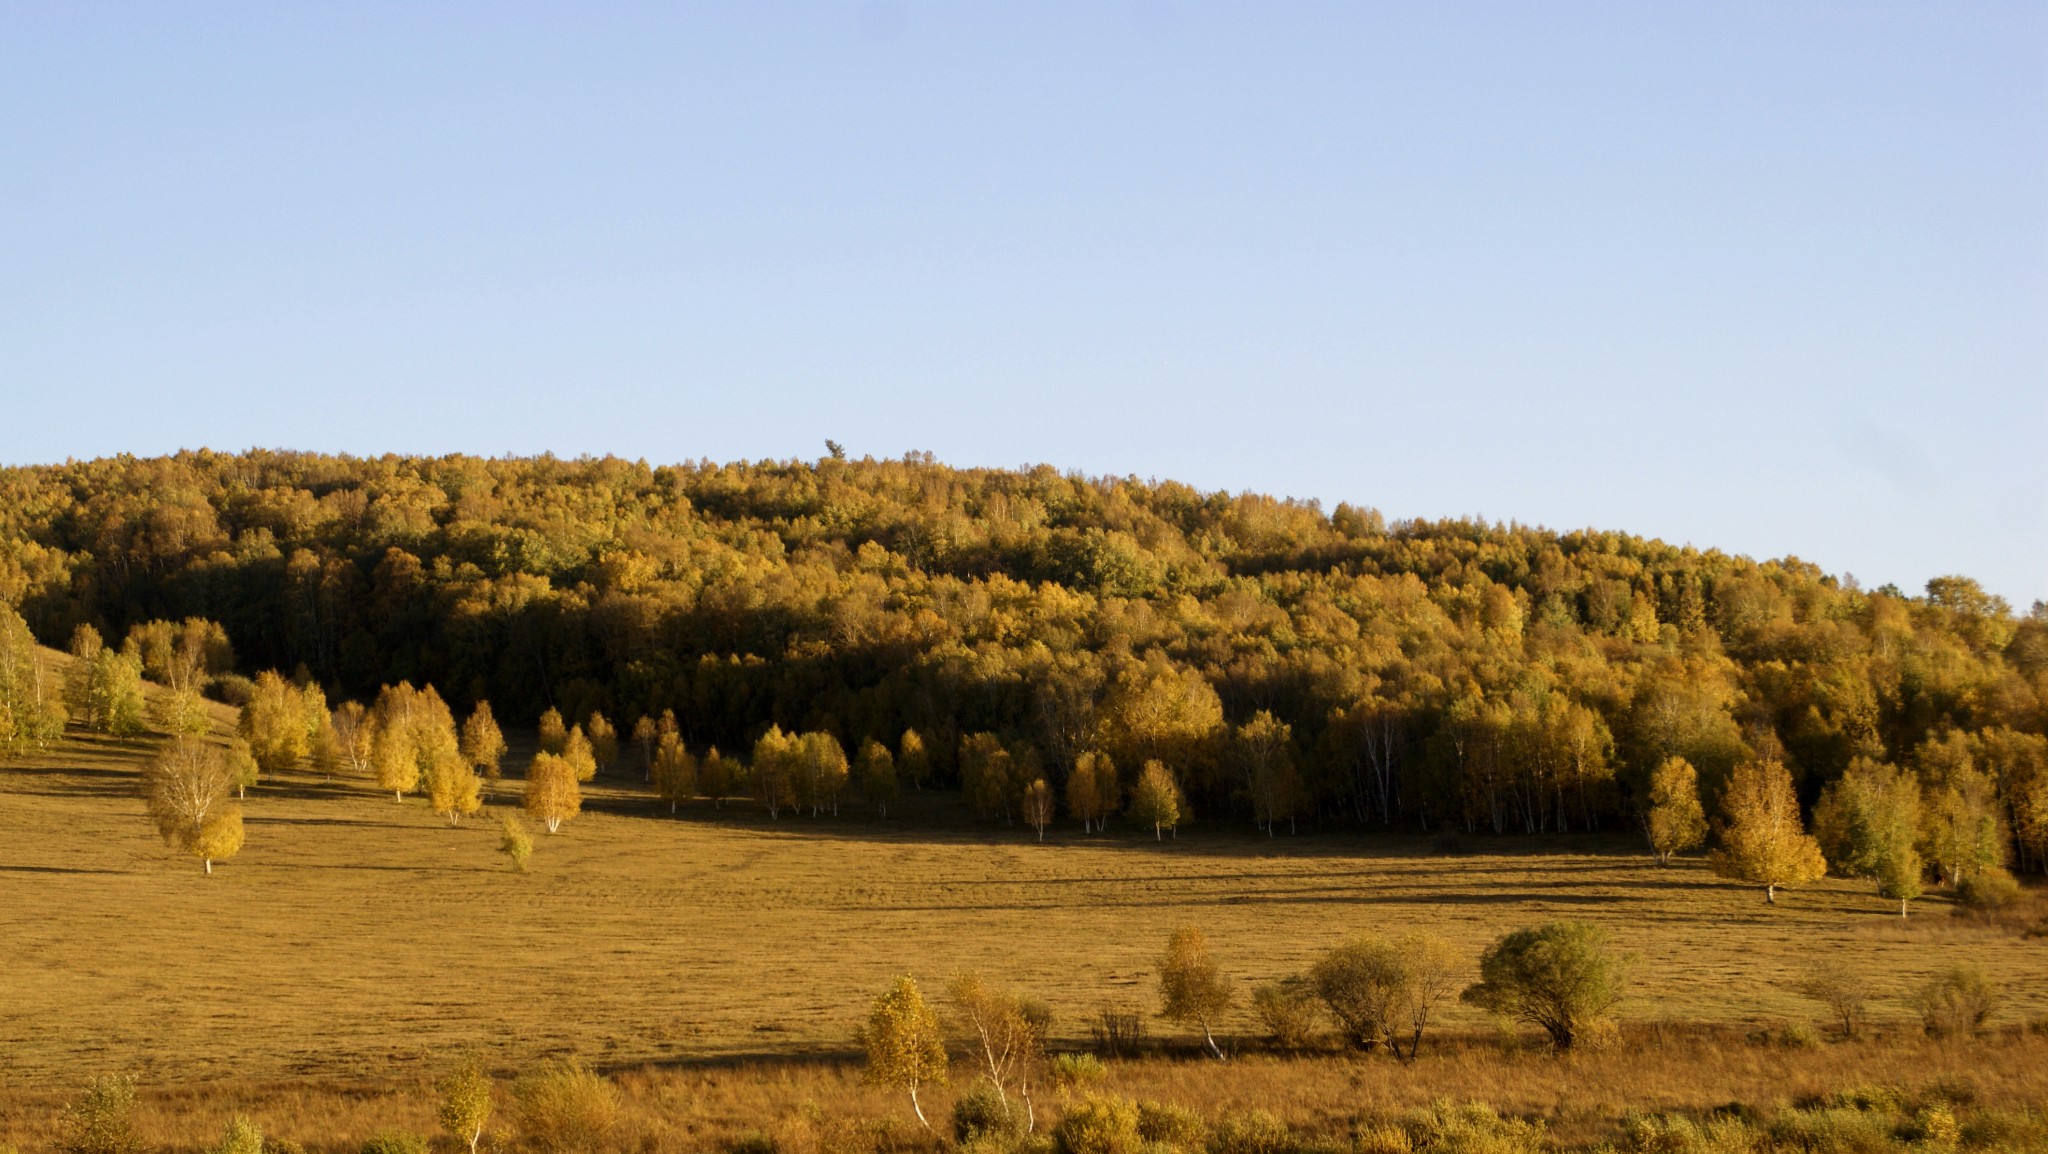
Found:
524,752 -> 582,833
1646,756 -> 1707,864
143,735 -> 245,874
1710,757 -> 1826,904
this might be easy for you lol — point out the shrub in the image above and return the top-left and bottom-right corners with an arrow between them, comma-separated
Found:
512,1062 -> 621,1154
954,1080 -> 1025,1145
1616,1113 -> 1760,1154
1053,1095 -> 1143,1154
210,1117 -> 263,1154
1251,980 -> 1321,1050
1208,1110 -> 1296,1154
1764,1107 -> 1896,1152
1403,1102 -> 1544,1154
1135,1102 -> 1207,1154
1460,922 -> 1626,1050
1049,1053 -> 1106,1093
1351,1126 -> 1411,1154
1793,961 -> 1868,1038
1911,968 -> 1999,1037
360,1133 -> 429,1154
1956,868 -> 2021,911
1089,1006 -> 1146,1059
59,1075 -> 140,1154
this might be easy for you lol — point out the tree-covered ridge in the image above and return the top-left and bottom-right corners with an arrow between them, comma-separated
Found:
1,450 -> 2042,856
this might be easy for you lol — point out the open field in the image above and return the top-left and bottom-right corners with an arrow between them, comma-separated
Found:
4,678 -> 2046,1100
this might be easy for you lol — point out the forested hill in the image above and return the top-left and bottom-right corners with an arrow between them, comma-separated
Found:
1,450 -> 2043,852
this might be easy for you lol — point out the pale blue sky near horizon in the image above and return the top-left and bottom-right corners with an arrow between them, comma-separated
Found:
3,3 -> 2044,605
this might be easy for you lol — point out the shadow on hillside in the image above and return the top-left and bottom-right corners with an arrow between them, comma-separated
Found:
0,863 -> 132,876
0,764 -> 137,798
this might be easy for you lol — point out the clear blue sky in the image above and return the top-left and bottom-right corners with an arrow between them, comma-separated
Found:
3,3 -> 2043,606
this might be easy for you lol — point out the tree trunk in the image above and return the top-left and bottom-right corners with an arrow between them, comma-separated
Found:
909,1084 -> 930,1130
1155,823 -> 1163,841
204,857 -> 212,875
1900,897 -> 1909,918
1765,883 -> 1776,904
1202,1021 -> 1224,1060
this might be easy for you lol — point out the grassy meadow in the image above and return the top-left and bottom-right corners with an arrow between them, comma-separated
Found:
4,658 -> 2048,1150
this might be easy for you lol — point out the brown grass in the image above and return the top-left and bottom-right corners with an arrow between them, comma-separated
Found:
4,650 -> 2047,1148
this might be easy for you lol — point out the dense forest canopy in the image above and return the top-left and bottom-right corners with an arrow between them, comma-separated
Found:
2,450 -> 2043,858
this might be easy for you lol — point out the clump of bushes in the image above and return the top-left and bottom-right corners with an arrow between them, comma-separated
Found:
1956,868 -> 2022,912
1134,1102 -> 1206,1154
1251,980 -> 1321,1050
1460,921 -> 1626,1051
953,1081 -> 1026,1146
1053,1095 -> 1142,1154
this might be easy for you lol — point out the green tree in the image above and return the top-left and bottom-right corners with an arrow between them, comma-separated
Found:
498,814 -> 534,872
1709,758 -> 1826,904
863,975 -> 949,1130
58,1074 -> 140,1154
1815,756 -> 1924,916
1645,756 -> 1707,864
1461,921 -> 1626,1050
0,605 -> 65,753
1157,924 -> 1232,1059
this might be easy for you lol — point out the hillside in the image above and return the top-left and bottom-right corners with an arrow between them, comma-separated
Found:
1,450 -> 2043,853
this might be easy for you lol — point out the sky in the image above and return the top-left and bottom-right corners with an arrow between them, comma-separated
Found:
2,2 -> 2044,606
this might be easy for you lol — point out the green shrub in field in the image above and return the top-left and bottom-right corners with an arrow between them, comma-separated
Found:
1617,1113 -> 1762,1154
1910,968 -> 2000,1037
360,1132 -> 428,1154
1251,980 -> 1321,1050
1764,1106 -> 1899,1152
59,1075 -> 140,1154
511,1062 -> 620,1154
1135,1101 -> 1207,1154
1956,868 -> 2022,911
1049,1053 -> 1105,1093
954,1080 -> 1026,1145
1460,922 -> 1626,1051
1054,1095 -> 1143,1154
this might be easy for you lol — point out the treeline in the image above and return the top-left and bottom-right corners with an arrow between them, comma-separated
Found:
1,450 -> 2044,862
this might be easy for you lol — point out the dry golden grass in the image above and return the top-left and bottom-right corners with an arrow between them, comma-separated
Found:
4,650 -> 2047,1146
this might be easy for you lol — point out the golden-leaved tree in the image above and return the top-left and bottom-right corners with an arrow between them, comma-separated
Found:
1645,756 -> 1707,864
863,976 -> 947,1130
524,751 -> 582,833
1711,757 -> 1826,904
144,735 -> 245,875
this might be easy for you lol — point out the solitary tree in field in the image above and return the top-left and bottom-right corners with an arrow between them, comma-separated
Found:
563,725 -> 598,783
652,732 -> 696,813
587,712 -> 618,773
1461,921 -> 1626,1050
1311,936 -> 1406,1052
524,752 -> 582,834
856,738 -> 898,816
437,1057 -> 494,1154
461,702 -> 507,782
1130,760 -> 1184,840
1710,757 -> 1826,904
1158,924 -> 1232,1059
537,707 -> 568,755
498,814 -> 534,872
864,975 -> 948,1130
1645,757 -> 1707,864
1022,778 -> 1055,841
144,735 -> 245,874
1815,756 -> 1924,916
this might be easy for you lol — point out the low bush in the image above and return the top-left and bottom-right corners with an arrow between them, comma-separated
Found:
1049,1053 -> 1105,1092
1208,1110 -> 1296,1154
209,1117 -> 263,1154
1956,869 -> 2022,912
359,1133 -> 428,1154
59,1076 -> 139,1154
1135,1101 -> 1206,1154
1910,969 -> 1999,1037
511,1062 -> 620,1154
954,1080 -> 1025,1145
1251,980 -> 1321,1050
1053,1095 -> 1142,1154
1403,1102 -> 1544,1154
